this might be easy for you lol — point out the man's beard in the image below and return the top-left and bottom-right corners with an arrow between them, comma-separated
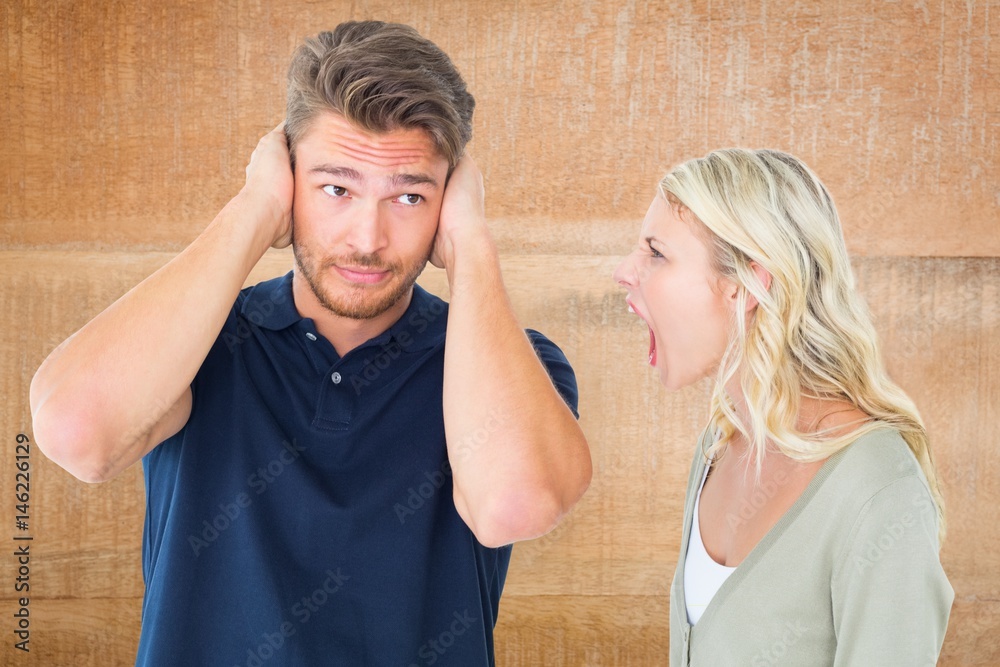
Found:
293,240 -> 429,320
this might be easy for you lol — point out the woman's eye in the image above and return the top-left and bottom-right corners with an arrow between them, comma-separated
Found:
648,244 -> 663,259
322,185 -> 348,197
395,194 -> 423,206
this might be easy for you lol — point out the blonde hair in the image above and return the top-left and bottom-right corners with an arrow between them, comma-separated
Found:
659,148 -> 946,540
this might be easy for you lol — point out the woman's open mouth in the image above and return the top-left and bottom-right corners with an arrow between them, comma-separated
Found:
648,325 -> 657,366
627,298 -> 657,367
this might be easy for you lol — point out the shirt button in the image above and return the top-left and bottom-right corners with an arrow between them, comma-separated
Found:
331,372 -> 342,384
305,332 -> 317,341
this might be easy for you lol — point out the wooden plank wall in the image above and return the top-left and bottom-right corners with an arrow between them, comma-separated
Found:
2,1 -> 998,664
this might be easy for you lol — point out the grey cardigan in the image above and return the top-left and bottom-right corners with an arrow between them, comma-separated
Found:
669,427 -> 953,666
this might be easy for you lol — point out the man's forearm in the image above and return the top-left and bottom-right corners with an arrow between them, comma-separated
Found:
442,234 -> 592,548
30,192 -> 278,482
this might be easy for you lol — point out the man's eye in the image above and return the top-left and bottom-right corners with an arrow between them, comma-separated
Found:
395,194 -> 423,206
322,185 -> 348,197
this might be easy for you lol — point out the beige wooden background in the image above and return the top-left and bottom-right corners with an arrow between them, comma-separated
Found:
2,0 -> 998,665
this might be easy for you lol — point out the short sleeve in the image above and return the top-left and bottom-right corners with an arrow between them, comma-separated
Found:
831,475 -> 954,666
525,329 -> 580,419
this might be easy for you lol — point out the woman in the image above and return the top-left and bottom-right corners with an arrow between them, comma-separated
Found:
613,149 -> 953,665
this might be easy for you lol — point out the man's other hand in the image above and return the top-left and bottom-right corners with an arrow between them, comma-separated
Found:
431,154 -> 491,271
241,122 -> 295,249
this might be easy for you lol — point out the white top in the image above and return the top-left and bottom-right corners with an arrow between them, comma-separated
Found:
683,458 -> 737,625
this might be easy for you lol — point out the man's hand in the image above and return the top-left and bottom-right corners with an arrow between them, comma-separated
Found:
430,154 -> 492,272
241,122 -> 295,249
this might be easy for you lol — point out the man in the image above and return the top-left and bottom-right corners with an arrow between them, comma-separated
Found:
30,21 -> 591,666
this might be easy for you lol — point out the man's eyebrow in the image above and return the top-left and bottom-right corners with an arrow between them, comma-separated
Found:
306,165 -> 438,190
389,172 -> 439,189
308,165 -> 364,181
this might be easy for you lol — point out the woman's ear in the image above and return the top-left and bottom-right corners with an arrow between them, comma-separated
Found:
739,261 -> 773,313
751,261 -> 772,292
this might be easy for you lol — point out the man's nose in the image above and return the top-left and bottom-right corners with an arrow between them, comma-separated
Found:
346,202 -> 388,254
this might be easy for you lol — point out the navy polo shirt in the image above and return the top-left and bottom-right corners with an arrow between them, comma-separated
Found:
136,271 -> 579,667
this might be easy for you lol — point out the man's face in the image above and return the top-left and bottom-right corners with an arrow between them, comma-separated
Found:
291,111 -> 450,320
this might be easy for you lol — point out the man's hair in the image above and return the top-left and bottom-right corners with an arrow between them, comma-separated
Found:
285,21 -> 475,169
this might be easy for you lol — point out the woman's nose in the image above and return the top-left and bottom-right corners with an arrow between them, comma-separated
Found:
613,253 -> 637,287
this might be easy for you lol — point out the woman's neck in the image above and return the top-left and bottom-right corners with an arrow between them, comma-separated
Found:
721,377 -> 870,457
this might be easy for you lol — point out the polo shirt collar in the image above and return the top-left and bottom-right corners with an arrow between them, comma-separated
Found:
376,281 -> 447,352
240,270 -> 300,331
240,270 -> 446,352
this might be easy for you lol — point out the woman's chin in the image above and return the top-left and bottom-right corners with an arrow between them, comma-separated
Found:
656,365 -> 706,393
655,366 -> 681,392
660,380 -> 687,393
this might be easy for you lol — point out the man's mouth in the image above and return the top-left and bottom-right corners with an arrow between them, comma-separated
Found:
332,264 -> 392,285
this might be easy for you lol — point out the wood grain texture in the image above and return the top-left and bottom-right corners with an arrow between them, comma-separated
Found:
940,598 -> 1000,666
494,595 -> 670,666
14,598 -> 142,666
2,0 -> 998,255
2,0 -> 998,663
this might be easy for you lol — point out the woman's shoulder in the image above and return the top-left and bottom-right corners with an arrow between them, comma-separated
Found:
834,425 -> 921,473
824,425 -> 934,507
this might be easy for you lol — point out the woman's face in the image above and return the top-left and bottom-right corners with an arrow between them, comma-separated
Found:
613,195 -> 738,391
